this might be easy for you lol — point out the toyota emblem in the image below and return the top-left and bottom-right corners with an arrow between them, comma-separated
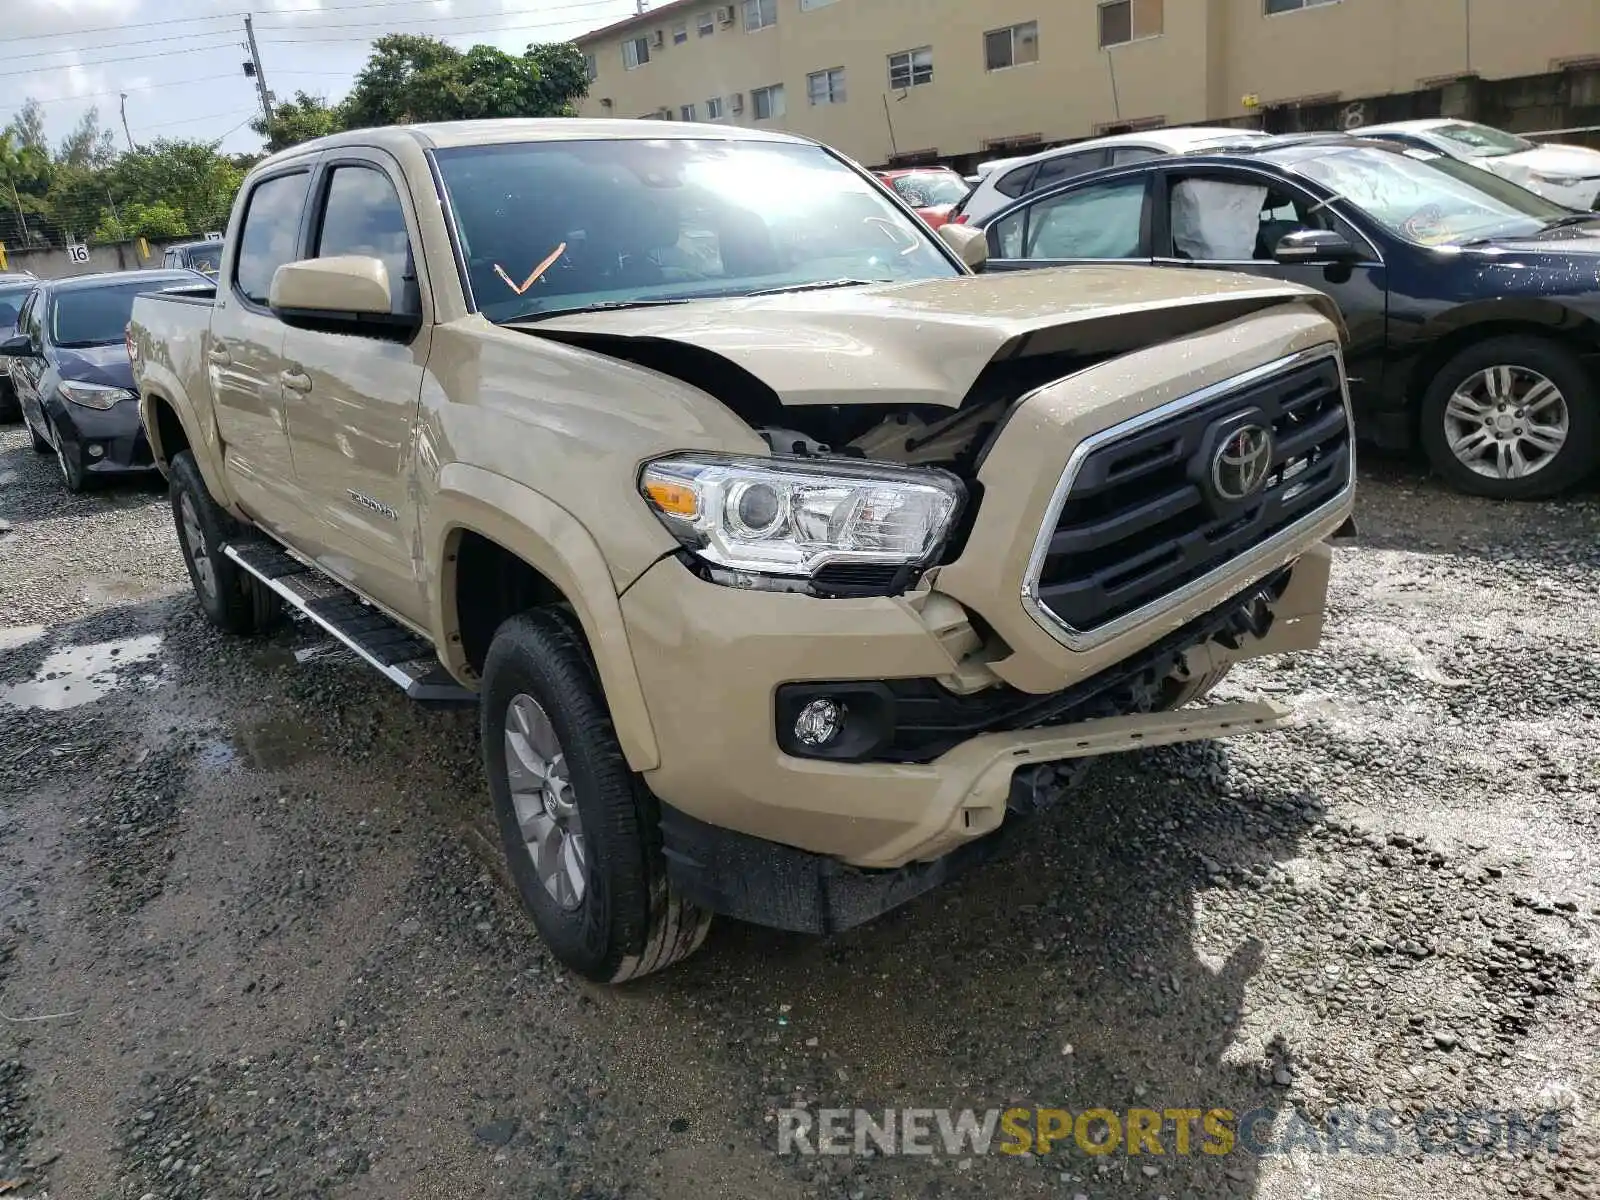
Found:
1211,424 -> 1274,502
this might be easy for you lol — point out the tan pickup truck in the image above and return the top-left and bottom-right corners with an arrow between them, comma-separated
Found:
129,119 -> 1355,982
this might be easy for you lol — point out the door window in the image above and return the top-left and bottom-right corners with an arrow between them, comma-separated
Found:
1168,173 -> 1333,261
993,177 -> 1149,260
234,171 -> 311,306
1032,150 -> 1108,191
314,164 -> 417,312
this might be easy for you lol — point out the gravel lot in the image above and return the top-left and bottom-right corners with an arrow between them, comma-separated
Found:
1,422 -> 1597,1200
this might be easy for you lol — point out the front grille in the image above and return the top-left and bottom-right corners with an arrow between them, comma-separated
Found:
1027,350 -> 1351,643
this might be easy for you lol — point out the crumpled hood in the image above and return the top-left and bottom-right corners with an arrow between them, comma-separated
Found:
518,267 -> 1337,409
1495,144 -> 1600,182
56,342 -> 136,391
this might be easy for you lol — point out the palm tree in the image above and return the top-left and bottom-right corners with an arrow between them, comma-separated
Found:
0,131 -> 48,245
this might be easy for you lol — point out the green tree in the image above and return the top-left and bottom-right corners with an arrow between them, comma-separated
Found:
93,200 -> 189,243
341,34 -> 589,129
57,107 -> 117,170
109,139 -> 244,236
251,91 -> 343,154
0,130 -> 50,245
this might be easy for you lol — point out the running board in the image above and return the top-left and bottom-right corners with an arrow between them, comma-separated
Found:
222,541 -> 476,705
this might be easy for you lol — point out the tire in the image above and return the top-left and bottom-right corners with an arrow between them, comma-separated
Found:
168,450 -> 282,635
481,608 -> 711,983
51,420 -> 89,493
1419,336 -> 1599,500
27,412 -> 49,454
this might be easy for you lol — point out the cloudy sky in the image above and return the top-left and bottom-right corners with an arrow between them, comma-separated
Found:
3,0 -> 642,156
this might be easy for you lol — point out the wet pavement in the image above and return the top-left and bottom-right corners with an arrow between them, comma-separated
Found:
1,421 -> 1598,1200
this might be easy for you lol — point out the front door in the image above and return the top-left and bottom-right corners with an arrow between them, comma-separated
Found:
10,290 -> 47,435
278,151 -> 431,625
1152,167 -> 1389,399
210,165 -> 316,530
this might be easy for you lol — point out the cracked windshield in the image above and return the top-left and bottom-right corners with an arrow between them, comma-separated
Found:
2,1 -> 1600,1199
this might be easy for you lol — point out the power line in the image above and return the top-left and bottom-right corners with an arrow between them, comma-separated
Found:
0,75 -> 247,113
0,42 -> 241,81
134,107 -> 258,134
253,0 -> 619,32
261,17 -> 622,47
0,12 -> 242,46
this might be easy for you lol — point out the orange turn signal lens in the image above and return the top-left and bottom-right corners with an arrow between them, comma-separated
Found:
643,477 -> 699,519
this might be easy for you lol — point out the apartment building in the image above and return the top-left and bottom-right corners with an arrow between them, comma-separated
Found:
573,0 -> 1600,168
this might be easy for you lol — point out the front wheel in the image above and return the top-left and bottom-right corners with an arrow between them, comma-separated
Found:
51,421 -> 89,493
27,411 -> 50,454
481,608 -> 710,982
168,450 -> 281,634
1419,337 -> 1598,499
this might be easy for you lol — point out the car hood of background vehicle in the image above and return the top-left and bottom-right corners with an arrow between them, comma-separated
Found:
1496,144 -> 1600,181
55,342 -> 135,391
520,268 -> 1338,409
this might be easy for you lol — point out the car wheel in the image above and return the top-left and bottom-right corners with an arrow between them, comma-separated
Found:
51,421 -> 89,493
27,411 -> 50,454
1420,336 -> 1598,499
481,608 -> 711,983
169,450 -> 282,635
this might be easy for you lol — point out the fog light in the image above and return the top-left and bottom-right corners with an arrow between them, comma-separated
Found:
87,444 -> 104,458
794,698 -> 843,747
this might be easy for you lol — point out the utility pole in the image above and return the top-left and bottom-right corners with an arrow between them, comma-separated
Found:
243,15 -> 274,124
118,93 -> 135,152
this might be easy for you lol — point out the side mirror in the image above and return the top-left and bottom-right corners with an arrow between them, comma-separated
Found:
1273,229 -> 1362,265
269,256 -> 418,336
938,222 -> 988,271
0,332 -> 33,357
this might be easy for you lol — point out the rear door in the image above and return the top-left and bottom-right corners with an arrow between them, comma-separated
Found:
277,149 -> 431,623
210,162 -> 317,528
982,172 -> 1156,272
1151,164 -> 1388,397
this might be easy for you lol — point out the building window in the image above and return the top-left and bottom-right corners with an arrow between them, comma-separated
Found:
743,0 -> 777,31
1265,0 -> 1338,11
622,36 -> 650,69
984,21 -> 1038,71
888,46 -> 933,89
800,0 -> 840,8
680,103 -> 697,120
1099,0 -> 1163,46
706,96 -> 725,119
752,83 -> 785,120
698,10 -> 715,35
807,68 -> 846,106
672,21 -> 688,43
584,52 -> 598,81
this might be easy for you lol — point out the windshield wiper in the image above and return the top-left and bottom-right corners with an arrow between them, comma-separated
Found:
507,298 -> 696,322
744,278 -> 884,297
1540,213 -> 1598,231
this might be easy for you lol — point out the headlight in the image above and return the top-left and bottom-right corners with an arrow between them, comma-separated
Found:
57,381 -> 134,410
640,454 -> 964,585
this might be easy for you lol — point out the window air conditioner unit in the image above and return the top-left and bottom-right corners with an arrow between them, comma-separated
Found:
718,5 -> 736,24
652,29 -> 665,47
730,92 -> 744,113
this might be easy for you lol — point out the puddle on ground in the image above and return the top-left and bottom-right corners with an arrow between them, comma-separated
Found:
197,712 -> 321,774
0,624 -> 47,653
0,634 -> 164,711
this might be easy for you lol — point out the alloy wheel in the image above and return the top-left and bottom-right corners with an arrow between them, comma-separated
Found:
180,492 -> 218,603
504,693 -> 587,910
1443,365 -> 1570,482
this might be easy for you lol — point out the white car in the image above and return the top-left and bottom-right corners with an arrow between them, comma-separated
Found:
1357,119 -> 1600,211
950,126 -> 1275,225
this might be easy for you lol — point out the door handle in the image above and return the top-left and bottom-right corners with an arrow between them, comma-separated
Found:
207,344 -> 230,365
280,368 -> 312,394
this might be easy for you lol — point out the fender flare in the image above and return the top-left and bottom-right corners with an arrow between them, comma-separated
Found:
137,366 -> 239,514
427,464 -> 661,773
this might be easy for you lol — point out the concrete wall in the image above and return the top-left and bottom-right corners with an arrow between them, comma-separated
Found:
574,0 -> 1600,166
2,236 -> 200,281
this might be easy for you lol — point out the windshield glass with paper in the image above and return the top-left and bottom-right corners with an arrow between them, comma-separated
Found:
433,138 -> 960,322
1267,143 -> 1567,246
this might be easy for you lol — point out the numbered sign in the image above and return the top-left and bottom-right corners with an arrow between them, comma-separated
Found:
205,231 -> 224,241
67,243 -> 90,265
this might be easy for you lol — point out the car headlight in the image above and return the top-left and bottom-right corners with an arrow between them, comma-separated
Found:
57,381 -> 134,410
640,453 -> 964,587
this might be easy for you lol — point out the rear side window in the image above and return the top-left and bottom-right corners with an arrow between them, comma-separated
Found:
994,164 -> 1037,199
1032,150 -> 1108,190
314,165 -> 416,312
234,172 -> 311,306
